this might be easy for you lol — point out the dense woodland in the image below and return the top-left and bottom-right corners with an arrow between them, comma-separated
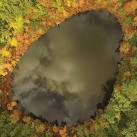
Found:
0,0 -> 137,137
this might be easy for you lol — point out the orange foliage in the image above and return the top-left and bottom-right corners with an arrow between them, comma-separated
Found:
79,0 -> 88,7
59,127 -> 68,137
123,0 -> 137,14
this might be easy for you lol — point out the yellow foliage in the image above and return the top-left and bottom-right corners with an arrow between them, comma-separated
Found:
23,116 -> 33,124
9,38 -> 18,47
62,9 -> 69,17
11,101 -> 17,107
11,60 -> 17,66
7,101 -> 17,111
35,123 -> 46,133
10,16 -> 23,33
2,63 -> 12,71
133,16 -> 137,26
66,0 -> 73,7
120,43 -> 132,56
1,48 -> 10,57
0,69 -> 7,76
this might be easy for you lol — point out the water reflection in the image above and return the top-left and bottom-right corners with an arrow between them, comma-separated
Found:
12,11 -> 122,125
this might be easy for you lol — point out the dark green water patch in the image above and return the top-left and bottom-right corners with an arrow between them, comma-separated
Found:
11,11 -> 123,126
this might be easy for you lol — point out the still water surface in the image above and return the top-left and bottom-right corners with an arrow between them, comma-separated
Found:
12,11 -> 122,125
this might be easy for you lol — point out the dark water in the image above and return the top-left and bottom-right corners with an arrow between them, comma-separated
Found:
12,11 -> 122,126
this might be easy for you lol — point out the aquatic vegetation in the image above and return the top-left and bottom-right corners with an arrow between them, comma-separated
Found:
0,0 -> 137,137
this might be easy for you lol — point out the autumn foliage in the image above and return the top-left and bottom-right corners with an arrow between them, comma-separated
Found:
0,0 -> 137,137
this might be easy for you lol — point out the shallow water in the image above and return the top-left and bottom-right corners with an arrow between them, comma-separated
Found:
12,11 -> 122,126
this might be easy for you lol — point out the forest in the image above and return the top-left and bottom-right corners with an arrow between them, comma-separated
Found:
0,0 -> 137,137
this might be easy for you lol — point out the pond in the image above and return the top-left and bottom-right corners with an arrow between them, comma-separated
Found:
12,11 -> 123,126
